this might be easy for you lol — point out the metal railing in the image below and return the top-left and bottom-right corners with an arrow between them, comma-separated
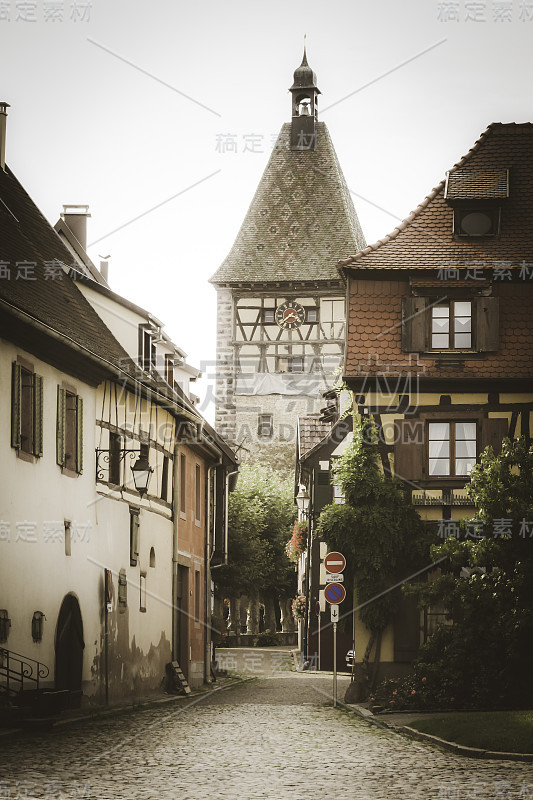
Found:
0,647 -> 49,694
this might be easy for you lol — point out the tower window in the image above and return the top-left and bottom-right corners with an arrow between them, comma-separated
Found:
278,356 -> 304,373
258,414 -> 273,438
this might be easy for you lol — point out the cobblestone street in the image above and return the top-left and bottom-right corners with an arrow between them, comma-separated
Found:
1,671 -> 533,800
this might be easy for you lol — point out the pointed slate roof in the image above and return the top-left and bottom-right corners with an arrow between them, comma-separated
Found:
210,122 -> 366,284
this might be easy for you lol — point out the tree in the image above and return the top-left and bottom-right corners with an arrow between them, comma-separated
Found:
213,463 -> 296,633
316,416 -> 428,691
408,436 -> 533,708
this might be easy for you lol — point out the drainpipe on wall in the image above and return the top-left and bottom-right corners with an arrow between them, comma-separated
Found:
0,102 -> 9,172
172,442 -> 180,661
205,462 -> 220,683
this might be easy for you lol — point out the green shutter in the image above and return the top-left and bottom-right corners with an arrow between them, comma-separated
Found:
56,386 -> 66,467
33,375 -> 43,457
11,362 -> 21,449
76,395 -> 84,474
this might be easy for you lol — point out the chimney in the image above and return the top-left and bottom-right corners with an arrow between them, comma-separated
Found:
99,255 -> 110,283
0,102 -> 10,171
61,204 -> 91,250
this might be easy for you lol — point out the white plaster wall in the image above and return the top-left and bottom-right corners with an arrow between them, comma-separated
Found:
1,340 -> 173,700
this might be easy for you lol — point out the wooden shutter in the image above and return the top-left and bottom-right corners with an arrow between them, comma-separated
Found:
118,569 -> 128,606
401,297 -> 428,352
33,375 -> 43,457
56,386 -> 66,466
476,297 -> 499,352
394,418 -> 426,482
76,395 -> 84,474
130,512 -> 140,566
11,362 -> 21,449
481,417 -> 508,456
314,470 -> 333,513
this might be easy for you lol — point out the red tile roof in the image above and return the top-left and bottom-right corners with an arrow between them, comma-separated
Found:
338,123 -> 533,271
342,123 -> 533,382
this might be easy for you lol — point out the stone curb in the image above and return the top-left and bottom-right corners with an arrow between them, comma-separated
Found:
394,723 -> 533,762
343,704 -> 533,761
0,675 -> 255,737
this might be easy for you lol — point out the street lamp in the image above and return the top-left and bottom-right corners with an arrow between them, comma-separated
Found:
296,485 -> 310,517
295,485 -> 312,665
130,453 -> 154,497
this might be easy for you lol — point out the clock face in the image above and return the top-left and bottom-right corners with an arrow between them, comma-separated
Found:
275,301 -> 305,330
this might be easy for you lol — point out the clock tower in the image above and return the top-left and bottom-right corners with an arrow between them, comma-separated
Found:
210,52 -> 366,466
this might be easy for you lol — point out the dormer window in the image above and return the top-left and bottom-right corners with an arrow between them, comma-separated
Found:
453,207 -> 500,239
165,354 -> 174,386
138,325 -> 156,372
445,168 -> 508,240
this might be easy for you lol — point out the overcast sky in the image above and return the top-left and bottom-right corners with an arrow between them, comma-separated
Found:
2,0 -> 532,421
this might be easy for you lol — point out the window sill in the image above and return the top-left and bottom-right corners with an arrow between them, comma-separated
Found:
180,511 -> 187,521
195,519 -> 201,528
423,351 -> 485,359
61,466 -> 80,479
16,449 -> 37,464
415,477 -> 470,490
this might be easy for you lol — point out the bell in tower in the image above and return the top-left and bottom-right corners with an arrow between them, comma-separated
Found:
289,48 -> 321,151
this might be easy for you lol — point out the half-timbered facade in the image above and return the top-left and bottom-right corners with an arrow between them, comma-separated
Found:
340,121 -> 533,532
210,53 -> 365,464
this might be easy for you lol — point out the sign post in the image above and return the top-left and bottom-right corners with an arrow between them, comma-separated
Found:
316,600 -> 321,671
324,552 -> 346,708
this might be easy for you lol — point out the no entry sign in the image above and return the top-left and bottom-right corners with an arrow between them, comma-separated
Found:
324,552 -> 346,574
324,582 -> 346,604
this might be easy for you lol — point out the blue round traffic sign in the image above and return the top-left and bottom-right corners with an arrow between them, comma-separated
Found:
324,582 -> 346,604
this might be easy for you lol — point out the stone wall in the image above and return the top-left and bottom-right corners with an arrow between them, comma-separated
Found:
214,287 -> 236,445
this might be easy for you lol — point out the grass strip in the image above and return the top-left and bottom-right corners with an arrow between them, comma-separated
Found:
409,710 -> 533,753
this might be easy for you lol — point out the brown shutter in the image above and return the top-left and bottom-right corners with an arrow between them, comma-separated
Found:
56,386 -> 66,466
394,418 -> 426,483
481,417 -> 508,456
11,362 -> 21,449
33,375 -> 43,457
476,297 -> 499,352
401,297 -> 428,352
76,395 -> 84,474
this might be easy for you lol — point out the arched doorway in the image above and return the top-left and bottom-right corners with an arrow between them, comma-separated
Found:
55,594 -> 84,700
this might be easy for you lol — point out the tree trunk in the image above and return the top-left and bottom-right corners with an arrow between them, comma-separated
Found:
227,597 -> 239,634
239,595 -> 249,634
345,630 -> 375,704
263,592 -> 278,633
370,629 -> 383,691
247,590 -> 260,635
212,592 -> 224,623
280,595 -> 295,633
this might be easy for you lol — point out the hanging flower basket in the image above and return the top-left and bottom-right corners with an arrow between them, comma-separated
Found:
292,594 -> 307,621
285,521 -> 308,563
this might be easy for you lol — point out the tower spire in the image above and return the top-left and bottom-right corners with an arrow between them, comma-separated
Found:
289,47 -> 320,151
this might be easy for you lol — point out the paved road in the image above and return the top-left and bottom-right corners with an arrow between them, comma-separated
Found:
1,672 -> 533,800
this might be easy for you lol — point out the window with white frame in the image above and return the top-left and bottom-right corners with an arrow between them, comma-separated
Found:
431,301 -> 472,349
428,421 -> 477,477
